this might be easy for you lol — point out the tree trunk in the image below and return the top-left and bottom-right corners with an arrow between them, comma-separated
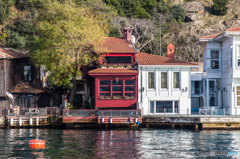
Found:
69,79 -> 77,104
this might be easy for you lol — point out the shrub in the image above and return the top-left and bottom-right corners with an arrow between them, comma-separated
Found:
170,5 -> 186,22
212,0 -> 228,16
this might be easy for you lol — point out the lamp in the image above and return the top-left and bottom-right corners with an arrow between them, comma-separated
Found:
142,87 -> 144,92
185,87 -> 187,92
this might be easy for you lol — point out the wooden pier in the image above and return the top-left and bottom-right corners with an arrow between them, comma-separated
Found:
142,116 -> 240,130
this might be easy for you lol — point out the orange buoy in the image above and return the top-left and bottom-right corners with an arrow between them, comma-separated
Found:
29,139 -> 45,149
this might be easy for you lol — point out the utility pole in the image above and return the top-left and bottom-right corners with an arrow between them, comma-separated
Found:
159,15 -> 162,56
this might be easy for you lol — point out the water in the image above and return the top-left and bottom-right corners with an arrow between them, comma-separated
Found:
0,129 -> 239,158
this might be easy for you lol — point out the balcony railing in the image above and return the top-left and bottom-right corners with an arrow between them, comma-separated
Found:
99,63 -> 137,69
63,109 -> 141,118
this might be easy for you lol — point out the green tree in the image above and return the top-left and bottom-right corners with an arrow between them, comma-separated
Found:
170,5 -> 186,22
212,0 -> 228,16
29,0 -> 108,104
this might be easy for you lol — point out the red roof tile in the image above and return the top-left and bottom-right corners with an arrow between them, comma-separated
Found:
226,26 -> 240,32
97,37 -> 136,53
0,48 -> 27,59
12,84 -> 53,94
199,33 -> 220,39
89,69 -> 138,74
136,52 -> 197,66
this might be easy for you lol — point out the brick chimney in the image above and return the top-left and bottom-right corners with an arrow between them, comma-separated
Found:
122,28 -> 132,42
167,43 -> 175,59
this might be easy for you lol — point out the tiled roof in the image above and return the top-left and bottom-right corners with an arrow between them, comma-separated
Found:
199,33 -> 220,39
97,37 -> 136,53
12,84 -> 52,94
226,26 -> 240,32
0,48 -> 27,59
89,69 -> 138,74
136,52 -> 197,66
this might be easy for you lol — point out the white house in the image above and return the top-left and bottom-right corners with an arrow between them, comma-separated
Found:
136,44 -> 198,115
195,26 -> 240,115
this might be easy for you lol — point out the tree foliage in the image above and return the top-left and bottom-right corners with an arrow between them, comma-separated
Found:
29,0 -> 108,103
212,0 -> 228,16
170,5 -> 186,22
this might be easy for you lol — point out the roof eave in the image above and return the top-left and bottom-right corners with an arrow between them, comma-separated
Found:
138,65 -> 198,68
225,31 -> 240,36
194,39 -> 211,45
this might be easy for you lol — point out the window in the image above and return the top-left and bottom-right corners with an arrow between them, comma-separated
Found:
100,80 -> 110,99
236,86 -> 240,106
191,81 -> 202,94
24,66 -> 31,81
99,79 -> 135,99
148,72 -> 154,89
211,50 -> 220,69
150,101 -> 177,114
237,45 -> 240,66
173,72 -> 180,89
161,72 -> 167,89
76,83 -> 84,92
105,56 -> 132,64
125,80 -> 135,98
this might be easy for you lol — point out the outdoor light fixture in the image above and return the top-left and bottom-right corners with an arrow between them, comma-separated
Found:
142,87 -> 144,92
185,87 -> 187,92
223,87 -> 225,91
116,77 -> 118,83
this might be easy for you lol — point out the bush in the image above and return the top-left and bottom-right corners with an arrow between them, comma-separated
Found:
170,5 -> 186,22
212,0 -> 228,16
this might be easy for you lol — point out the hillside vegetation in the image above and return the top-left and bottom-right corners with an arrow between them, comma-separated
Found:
0,0 -> 240,62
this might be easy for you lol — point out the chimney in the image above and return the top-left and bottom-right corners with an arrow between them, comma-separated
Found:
122,28 -> 133,42
167,43 -> 175,59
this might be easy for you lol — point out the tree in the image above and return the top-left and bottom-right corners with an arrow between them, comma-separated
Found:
112,16 -> 158,52
29,0 -> 108,104
212,0 -> 228,16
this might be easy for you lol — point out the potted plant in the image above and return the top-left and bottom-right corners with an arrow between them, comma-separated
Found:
108,64 -> 114,68
100,95 -> 105,99
127,65 -> 132,69
114,64 -> 118,68
118,64 -> 124,68
101,64 -> 107,68
124,96 -> 130,99
106,96 -> 111,99
130,95 -> 135,99
113,95 -> 121,99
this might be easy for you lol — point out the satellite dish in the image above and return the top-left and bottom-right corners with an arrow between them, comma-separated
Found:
6,92 -> 14,100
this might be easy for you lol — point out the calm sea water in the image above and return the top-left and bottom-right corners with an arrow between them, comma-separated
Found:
0,128 -> 240,158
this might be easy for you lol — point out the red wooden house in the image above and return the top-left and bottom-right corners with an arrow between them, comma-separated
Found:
89,28 -> 138,109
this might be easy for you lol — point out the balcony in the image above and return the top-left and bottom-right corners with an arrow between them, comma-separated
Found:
99,63 -> 137,69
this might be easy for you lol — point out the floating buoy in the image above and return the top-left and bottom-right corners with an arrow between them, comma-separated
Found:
10,118 -> 13,126
109,117 -> 112,124
101,117 -> 104,123
36,118 -> 39,126
129,117 -> 131,123
19,118 -> 22,126
29,139 -> 45,149
135,117 -> 138,123
29,118 -> 32,125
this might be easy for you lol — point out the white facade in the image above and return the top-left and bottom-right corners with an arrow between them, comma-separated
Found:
196,29 -> 240,115
138,65 -> 196,116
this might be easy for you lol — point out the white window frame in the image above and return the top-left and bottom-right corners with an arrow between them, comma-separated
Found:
236,85 -> 240,107
149,100 -> 178,114
147,72 -> 155,90
173,72 -> 180,90
236,45 -> 240,67
210,49 -> 221,70
160,71 -> 168,90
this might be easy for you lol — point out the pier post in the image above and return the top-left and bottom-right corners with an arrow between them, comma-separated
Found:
195,124 -> 198,131
146,124 -> 149,128
164,108 -> 166,118
171,124 -> 175,129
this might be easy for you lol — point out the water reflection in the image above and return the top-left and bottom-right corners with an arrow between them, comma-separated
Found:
0,129 -> 240,158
